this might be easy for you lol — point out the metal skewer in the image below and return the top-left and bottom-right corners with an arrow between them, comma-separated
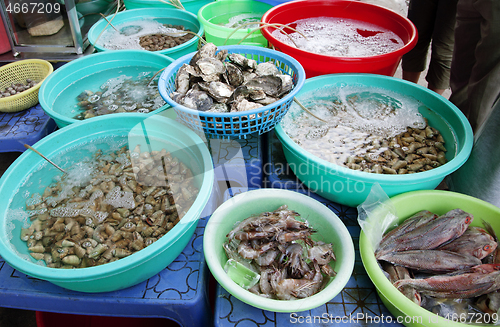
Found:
293,97 -> 328,123
24,144 -> 67,174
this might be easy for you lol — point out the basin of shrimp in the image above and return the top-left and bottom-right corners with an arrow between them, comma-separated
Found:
204,189 -> 355,312
360,190 -> 500,327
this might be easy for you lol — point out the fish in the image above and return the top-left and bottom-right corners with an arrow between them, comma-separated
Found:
382,261 -> 421,305
375,209 -> 473,258
376,210 -> 438,256
481,220 -> 500,264
378,250 -> 482,273
393,264 -> 500,299
437,226 -> 497,259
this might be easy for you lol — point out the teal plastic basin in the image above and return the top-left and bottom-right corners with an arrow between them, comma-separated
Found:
198,0 -> 272,47
360,190 -> 500,326
87,8 -> 203,59
274,74 -> 474,207
38,50 -> 174,128
123,0 -> 213,16
0,114 -> 214,292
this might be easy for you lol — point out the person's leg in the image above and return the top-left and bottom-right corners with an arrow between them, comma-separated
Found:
449,0 -> 481,121
402,0 -> 437,82
425,0 -> 458,95
464,0 -> 500,131
402,71 -> 421,83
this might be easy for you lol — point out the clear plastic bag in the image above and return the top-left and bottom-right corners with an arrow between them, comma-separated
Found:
356,183 -> 399,252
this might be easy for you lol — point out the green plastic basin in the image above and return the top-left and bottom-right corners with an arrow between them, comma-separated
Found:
39,50 -> 174,128
274,73 -> 474,207
0,114 -> 214,292
360,190 -> 500,326
198,0 -> 272,47
204,188 -> 355,312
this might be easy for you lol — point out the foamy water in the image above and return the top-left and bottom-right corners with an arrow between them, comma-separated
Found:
281,85 -> 426,165
271,17 -> 404,57
98,19 -> 187,50
225,14 -> 261,29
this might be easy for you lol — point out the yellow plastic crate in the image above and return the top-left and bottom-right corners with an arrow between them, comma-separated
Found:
0,59 -> 53,113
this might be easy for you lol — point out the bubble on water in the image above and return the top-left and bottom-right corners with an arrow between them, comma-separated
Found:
98,19 -> 188,51
120,25 -> 143,36
104,187 -> 135,209
123,104 -> 136,111
88,94 -> 100,103
225,14 -> 261,29
282,84 -> 428,165
271,17 -> 404,57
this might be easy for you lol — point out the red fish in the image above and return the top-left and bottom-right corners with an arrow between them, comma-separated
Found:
378,210 -> 438,248
375,209 -> 473,258
378,250 -> 482,273
393,264 -> 500,299
382,262 -> 421,305
438,226 -> 497,259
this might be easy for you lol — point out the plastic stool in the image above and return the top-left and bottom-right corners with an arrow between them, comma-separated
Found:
0,104 -> 56,152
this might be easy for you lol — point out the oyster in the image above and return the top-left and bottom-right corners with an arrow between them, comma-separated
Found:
169,43 -> 295,118
196,58 -> 226,76
175,64 -> 191,95
244,75 -> 282,97
255,61 -> 280,76
189,42 -> 217,66
228,53 -> 258,70
277,74 -> 294,96
208,103 -> 229,113
198,81 -> 233,103
180,89 -> 213,111
232,98 -> 263,112
224,62 -> 244,87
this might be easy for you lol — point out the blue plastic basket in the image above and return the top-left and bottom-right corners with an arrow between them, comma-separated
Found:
158,45 -> 305,139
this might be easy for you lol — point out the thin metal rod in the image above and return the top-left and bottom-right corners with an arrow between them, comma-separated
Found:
293,97 -> 328,123
24,144 -> 67,174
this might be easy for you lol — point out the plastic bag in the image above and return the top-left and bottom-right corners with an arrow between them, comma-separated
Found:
357,183 -> 399,252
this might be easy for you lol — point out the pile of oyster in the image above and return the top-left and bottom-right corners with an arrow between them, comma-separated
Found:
170,43 -> 294,113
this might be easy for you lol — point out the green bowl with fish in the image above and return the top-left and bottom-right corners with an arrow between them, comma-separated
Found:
360,190 -> 500,327
274,73 -> 474,207
204,188 -> 355,312
0,113 -> 215,292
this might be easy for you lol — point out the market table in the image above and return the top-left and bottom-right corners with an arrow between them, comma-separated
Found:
0,114 -> 403,327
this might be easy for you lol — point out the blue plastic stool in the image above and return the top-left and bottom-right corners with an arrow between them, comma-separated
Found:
0,104 -> 57,152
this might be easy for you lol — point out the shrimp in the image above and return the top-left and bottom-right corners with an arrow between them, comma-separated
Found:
272,261 -> 323,300
308,242 -> 335,265
285,243 -> 310,279
277,230 -> 313,243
